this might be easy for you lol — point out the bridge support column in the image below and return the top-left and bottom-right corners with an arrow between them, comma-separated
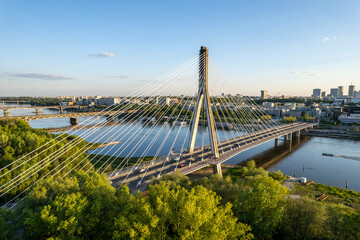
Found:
289,133 -> 293,151
60,107 -> 64,114
70,117 -> 78,125
296,130 -> 301,141
4,110 -> 8,117
284,134 -> 287,141
212,163 -> 222,176
275,138 -> 279,147
288,133 -> 293,144
35,109 -> 40,116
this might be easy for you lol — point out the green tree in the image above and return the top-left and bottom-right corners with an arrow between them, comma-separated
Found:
193,174 -> 241,204
20,171 -> 116,240
304,113 -> 309,121
113,186 -> 158,240
325,205 -> 360,240
235,176 -> 288,239
0,120 -> 94,201
0,208 -> 16,240
148,181 -> 253,240
279,198 -> 325,240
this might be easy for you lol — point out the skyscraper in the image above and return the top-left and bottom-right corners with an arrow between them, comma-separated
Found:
338,86 -> 344,97
312,88 -> 321,99
321,91 -> 326,98
330,88 -> 339,98
261,90 -> 268,100
349,84 -> 355,97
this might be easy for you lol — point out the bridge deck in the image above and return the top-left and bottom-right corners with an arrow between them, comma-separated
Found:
110,122 -> 314,189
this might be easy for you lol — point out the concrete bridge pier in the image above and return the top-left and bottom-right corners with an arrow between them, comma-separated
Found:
212,163 -> 222,176
296,130 -> 301,141
3,110 -> 8,117
288,133 -> 293,144
35,109 -> 41,116
70,117 -> 78,125
284,134 -> 287,141
288,132 -> 293,151
275,138 -> 279,147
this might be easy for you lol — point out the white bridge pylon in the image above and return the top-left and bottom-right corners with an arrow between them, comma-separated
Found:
189,46 -> 219,158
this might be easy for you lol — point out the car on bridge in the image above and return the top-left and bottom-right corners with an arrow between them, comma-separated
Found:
138,168 -> 146,173
173,157 -> 180,161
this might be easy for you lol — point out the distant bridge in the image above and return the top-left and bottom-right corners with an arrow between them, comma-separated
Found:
0,105 -> 89,117
0,110 -> 138,123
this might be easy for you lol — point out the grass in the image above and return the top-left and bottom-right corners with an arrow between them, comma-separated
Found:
88,154 -> 157,173
294,182 -> 360,209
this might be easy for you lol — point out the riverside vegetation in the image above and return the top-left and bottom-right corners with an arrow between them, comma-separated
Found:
0,120 -> 359,239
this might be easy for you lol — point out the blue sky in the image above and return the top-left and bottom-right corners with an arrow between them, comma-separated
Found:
1,0 -> 359,97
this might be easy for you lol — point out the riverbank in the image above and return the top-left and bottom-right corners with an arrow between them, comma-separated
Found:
292,181 -> 360,209
187,162 -> 360,210
303,128 -> 360,140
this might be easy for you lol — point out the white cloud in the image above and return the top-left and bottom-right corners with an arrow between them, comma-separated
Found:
290,70 -> 320,77
323,35 -> 348,42
3,72 -> 73,80
88,52 -> 116,58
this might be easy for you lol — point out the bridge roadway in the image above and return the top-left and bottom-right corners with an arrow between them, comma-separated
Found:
110,122 -> 314,190
0,110 -> 137,121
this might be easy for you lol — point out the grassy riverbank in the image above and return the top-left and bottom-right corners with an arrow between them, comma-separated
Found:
293,182 -> 360,209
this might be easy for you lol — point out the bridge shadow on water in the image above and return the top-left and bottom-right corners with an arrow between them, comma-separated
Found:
236,136 -> 312,170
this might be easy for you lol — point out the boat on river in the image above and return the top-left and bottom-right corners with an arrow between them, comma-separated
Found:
322,153 -> 334,157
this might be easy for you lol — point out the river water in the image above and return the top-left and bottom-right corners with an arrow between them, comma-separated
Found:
3,104 -> 359,192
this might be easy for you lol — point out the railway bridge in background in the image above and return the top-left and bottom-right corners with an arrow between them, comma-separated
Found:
0,105 -> 89,117
0,109 -> 138,125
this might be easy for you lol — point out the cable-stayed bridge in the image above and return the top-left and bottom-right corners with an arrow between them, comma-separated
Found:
0,47 -> 314,207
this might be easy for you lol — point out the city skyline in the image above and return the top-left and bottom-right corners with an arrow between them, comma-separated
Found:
1,0 -> 360,96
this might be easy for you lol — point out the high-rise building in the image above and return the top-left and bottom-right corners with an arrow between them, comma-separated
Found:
261,90 -> 268,100
354,91 -> 360,98
154,96 -> 159,104
330,88 -> 339,98
338,86 -> 344,97
349,84 -> 355,97
312,88 -> 321,99
321,91 -> 326,98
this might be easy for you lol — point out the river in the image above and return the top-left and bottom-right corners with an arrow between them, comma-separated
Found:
3,104 -> 359,192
